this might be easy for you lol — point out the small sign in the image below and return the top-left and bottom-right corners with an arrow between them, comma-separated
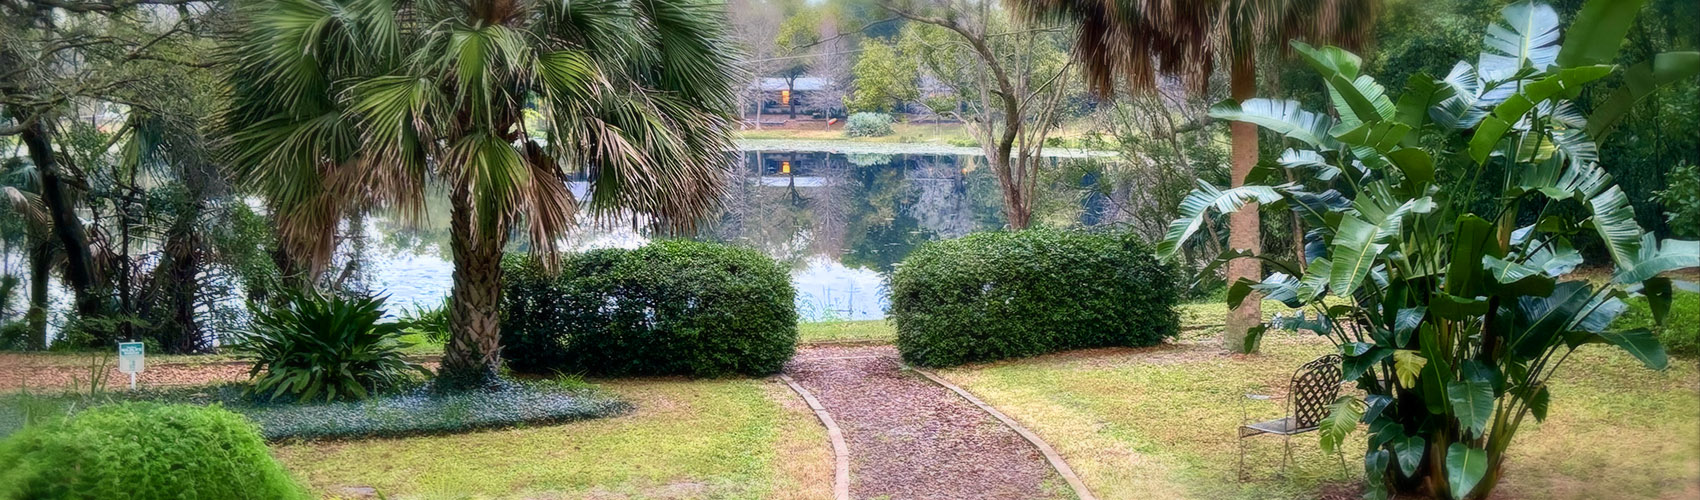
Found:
118,342 -> 145,374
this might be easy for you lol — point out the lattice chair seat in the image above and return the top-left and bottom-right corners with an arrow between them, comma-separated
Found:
1237,354 -> 1346,481
1240,416 -> 1315,437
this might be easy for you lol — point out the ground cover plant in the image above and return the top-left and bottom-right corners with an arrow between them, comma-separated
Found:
503,240 -> 798,377
1168,0 -> 1699,497
890,228 -> 1179,367
0,402 -> 309,500
0,378 -> 630,442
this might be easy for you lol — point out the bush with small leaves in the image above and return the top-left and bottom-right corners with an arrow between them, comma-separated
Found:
844,112 -> 894,137
890,228 -> 1180,367
0,402 -> 308,500
503,240 -> 798,377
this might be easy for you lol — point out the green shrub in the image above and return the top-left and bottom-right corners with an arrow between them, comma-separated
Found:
231,291 -> 429,402
1657,162 -> 1700,238
0,402 -> 308,500
889,229 -> 1180,367
503,240 -> 798,376
844,112 -> 894,137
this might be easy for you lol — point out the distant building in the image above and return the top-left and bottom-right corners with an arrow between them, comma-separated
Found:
750,77 -> 841,118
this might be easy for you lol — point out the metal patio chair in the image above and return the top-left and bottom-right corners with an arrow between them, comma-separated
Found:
1237,353 -> 1344,481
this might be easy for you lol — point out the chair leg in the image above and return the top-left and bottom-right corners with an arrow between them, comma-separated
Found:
1279,434 -> 1292,479
1237,434 -> 1247,482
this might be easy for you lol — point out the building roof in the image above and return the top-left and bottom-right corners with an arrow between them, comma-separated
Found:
759,77 -> 832,92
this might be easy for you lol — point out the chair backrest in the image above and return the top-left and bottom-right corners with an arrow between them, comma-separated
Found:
1288,354 -> 1343,429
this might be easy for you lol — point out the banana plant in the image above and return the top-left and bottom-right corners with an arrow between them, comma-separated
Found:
1162,1 -> 1698,498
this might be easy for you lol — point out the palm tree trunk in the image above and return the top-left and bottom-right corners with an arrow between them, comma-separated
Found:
441,185 -> 508,383
1223,53 -> 1263,354
27,240 -> 49,350
18,121 -> 103,318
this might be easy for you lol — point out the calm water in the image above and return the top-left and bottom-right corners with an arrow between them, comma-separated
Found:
360,147 -> 1111,321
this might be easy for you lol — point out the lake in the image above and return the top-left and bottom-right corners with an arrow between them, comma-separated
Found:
359,143 -> 1114,321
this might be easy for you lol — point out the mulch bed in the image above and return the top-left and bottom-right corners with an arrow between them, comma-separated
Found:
786,345 -> 1064,500
0,353 -> 439,393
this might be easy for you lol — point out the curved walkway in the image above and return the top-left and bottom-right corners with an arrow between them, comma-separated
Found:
784,345 -> 1081,500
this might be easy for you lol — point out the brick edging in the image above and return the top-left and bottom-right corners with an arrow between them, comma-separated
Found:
778,374 -> 853,500
909,367 -> 1099,500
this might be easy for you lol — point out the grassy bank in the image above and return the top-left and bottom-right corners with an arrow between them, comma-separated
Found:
798,319 -> 895,344
934,300 -> 1700,499
274,378 -> 834,499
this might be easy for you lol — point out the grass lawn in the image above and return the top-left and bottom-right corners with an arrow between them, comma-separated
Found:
934,299 -> 1700,500
797,319 -> 895,344
273,378 -> 834,500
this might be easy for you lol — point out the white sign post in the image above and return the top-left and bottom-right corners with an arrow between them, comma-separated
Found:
118,342 -> 144,390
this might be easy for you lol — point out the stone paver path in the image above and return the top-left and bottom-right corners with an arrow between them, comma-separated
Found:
785,345 -> 1068,500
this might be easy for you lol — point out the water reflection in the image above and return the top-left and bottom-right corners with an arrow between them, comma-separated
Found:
364,149 -> 1098,321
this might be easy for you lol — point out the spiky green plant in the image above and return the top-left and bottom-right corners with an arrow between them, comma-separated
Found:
221,0 -> 741,380
233,291 -> 428,402
1161,0 -> 1698,498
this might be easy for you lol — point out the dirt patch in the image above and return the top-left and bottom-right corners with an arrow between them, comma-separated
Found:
0,353 -> 439,393
785,345 -> 1065,500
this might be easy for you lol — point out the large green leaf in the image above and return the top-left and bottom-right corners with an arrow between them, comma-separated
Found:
1329,215 -> 1391,296
1508,281 -> 1592,357
1392,434 -> 1426,477
1587,186 -> 1646,272
1320,395 -> 1363,453
1446,215 -> 1496,296
1446,443 -> 1490,499
1208,99 -> 1337,148
1393,349 -> 1427,388
1419,324 -> 1453,414
1447,378 -> 1495,438
1479,0 -> 1561,82
1469,65 -> 1614,164
1589,52 -> 1700,139
1613,235 -> 1700,284
1344,345 -> 1393,381
1555,0 -> 1651,67
1156,181 -> 1286,260
1395,73 -> 1452,134
1567,328 -> 1669,370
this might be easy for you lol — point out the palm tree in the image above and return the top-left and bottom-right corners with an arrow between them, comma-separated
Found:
222,0 -> 740,380
1009,0 -> 1377,353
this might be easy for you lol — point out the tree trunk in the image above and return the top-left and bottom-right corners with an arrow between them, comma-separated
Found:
27,240 -> 49,350
18,120 -> 103,318
1224,54 -> 1263,354
440,185 -> 508,383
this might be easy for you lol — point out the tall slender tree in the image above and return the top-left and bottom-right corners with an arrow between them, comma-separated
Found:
1010,0 -> 1379,352
223,0 -> 740,380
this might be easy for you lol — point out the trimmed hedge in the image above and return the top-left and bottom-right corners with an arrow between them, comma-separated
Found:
502,240 -> 798,376
0,402 -> 308,500
889,229 -> 1180,367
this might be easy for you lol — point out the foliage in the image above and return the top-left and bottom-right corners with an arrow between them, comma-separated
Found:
846,39 -> 918,113
400,296 -> 453,344
1174,1 -> 1697,497
220,380 -> 628,441
223,0 -> 741,378
844,112 -> 895,137
0,402 -> 309,500
231,291 -> 429,402
1656,163 -> 1700,238
502,240 -> 799,377
890,229 -> 1180,367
